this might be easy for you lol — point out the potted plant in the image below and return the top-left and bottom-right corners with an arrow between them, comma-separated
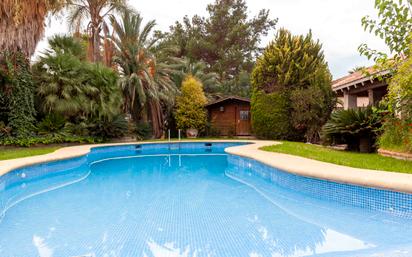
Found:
174,75 -> 208,138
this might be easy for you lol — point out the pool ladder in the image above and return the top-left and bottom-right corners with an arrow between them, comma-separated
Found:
168,129 -> 181,150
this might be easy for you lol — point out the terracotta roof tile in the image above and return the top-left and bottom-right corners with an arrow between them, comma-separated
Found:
332,67 -> 376,89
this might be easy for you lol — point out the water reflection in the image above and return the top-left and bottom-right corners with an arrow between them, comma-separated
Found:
0,153 -> 410,257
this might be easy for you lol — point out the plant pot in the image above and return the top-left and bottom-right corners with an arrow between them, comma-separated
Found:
186,128 -> 198,138
359,137 -> 372,153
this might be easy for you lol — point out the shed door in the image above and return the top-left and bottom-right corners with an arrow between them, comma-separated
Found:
236,106 -> 251,136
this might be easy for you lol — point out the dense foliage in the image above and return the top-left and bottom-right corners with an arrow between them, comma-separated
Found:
250,91 -> 291,139
359,0 -> 412,69
174,76 -> 207,131
251,29 -> 336,142
322,107 -> 385,153
0,36 -> 127,146
157,0 -> 277,96
33,36 -> 122,120
379,117 -> 412,153
387,49 -> 412,116
358,1 -> 412,154
170,57 -> 219,96
377,47 -> 412,153
66,0 -> 129,63
110,10 -> 177,138
0,51 -> 36,138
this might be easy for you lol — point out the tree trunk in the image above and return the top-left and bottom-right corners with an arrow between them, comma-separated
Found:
0,0 -> 48,58
149,100 -> 164,139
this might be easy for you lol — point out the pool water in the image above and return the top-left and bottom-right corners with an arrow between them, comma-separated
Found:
0,143 -> 411,257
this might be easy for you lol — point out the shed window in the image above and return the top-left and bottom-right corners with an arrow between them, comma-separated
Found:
240,110 -> 249,120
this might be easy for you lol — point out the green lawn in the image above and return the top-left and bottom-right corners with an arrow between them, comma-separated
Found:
0,147 -> 60,161
261,141 -> 412,174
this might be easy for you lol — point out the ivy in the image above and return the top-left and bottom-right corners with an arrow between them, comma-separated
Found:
0,51 -> 36,138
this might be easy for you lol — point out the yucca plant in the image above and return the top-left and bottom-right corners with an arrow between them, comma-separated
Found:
322,106 -> 384,152
37,113 -> 67,136
88,114 -> 128,139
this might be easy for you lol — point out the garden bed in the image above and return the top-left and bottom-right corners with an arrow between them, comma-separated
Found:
378,149 -> 412,161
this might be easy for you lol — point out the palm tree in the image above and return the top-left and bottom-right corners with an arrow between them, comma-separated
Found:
0,0 -> 65,58
110,10 -> 177,138
34,35 -> 121,120
66,0 -> 128,63
169,57 -> 220,93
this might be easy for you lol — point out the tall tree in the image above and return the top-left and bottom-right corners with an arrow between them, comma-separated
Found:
158,0 -> 277,94
110,10 -> 177,138
251,29 -> 336,142
359,0 -> 412,69
0,0 -> 65,58
67,0 -> 128,63
169,57 -> 219,95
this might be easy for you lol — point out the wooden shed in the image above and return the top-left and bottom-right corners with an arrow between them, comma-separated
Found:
205,96 -> 251,136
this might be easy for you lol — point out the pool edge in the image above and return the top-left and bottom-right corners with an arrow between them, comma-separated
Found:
225,141 -> 412,194
1,140 -> 411,194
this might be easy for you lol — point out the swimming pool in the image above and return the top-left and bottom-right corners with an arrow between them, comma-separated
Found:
0,142 -> 411,257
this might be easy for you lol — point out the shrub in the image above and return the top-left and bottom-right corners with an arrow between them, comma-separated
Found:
251,29 -> 335,142
174,76 -> 208,131
322,106 -> 385,152
37,113 -> 67,136
135,122 -> 152,140
88,115 -> 129,140
0,135 -> 101,147
205,123 -> 221,137
251,90 -> 293,139
387,46 -> 412,117
379,117 -> 412,153
378,44 -> 412,153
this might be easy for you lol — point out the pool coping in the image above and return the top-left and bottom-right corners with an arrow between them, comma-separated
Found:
0,140 -> 411,193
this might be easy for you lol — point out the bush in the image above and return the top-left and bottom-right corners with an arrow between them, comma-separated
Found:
322,106 -> 385,152
379,117 -> 412,153
0,135 -> 101,147
37,113 -> 67,136
205,123 -> 221,137
174,76 -> 208,131
135,122 -> 152,140
251,90 -> 294,139
387,49 -> 412,117
378,43 -> 412,153
88,115 -> 129,140
251,29 -> 335,142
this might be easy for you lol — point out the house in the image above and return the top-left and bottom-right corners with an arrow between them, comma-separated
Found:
332,68 -> 390,109
205,96 -> 251,136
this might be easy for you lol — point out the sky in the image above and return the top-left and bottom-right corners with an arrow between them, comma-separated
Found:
36,0 -> 388,79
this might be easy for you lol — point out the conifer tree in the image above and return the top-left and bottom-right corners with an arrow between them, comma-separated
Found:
251,29 -> 336,142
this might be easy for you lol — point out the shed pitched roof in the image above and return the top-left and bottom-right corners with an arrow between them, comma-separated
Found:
205,96 -> 250,107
